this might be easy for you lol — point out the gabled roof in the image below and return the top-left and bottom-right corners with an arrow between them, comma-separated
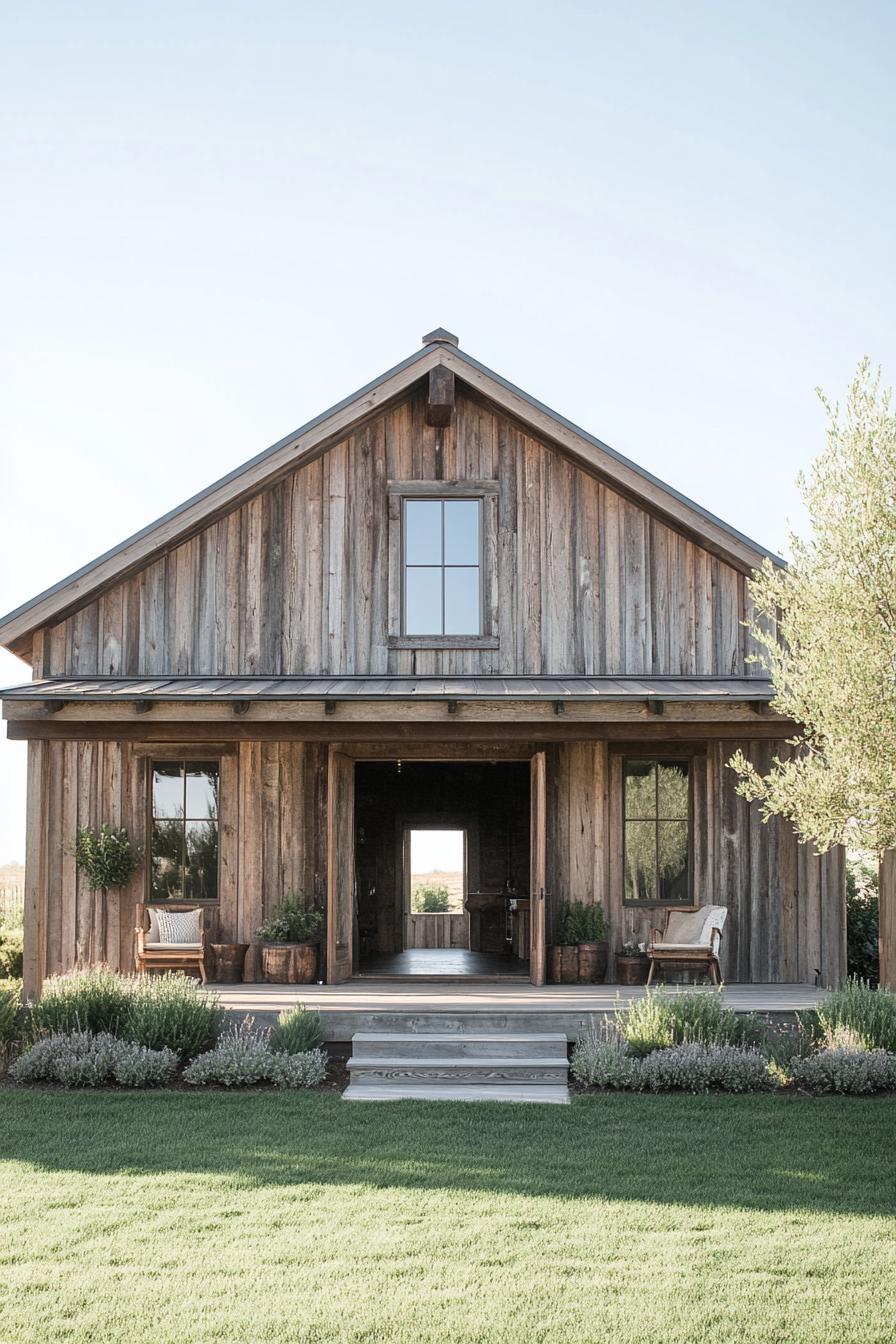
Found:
0,331 -> 783,659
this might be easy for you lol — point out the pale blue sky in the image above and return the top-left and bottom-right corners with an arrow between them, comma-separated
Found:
1,1 -> 894,860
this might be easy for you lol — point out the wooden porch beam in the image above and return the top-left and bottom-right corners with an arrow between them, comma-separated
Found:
6,718 -> 802,744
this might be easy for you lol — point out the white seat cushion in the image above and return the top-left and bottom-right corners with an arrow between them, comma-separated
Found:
147,907 -> 202,945
146,942 -> 203,951
655,942 -> 715,952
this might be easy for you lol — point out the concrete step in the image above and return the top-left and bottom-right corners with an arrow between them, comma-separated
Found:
349,1031 -> 569,1061
343,1029 -> 570,1103
347,1060 -> 569,1084
343,1082 -> 570,1104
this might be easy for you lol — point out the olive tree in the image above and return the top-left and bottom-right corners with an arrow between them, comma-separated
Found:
730,360 -> 896,863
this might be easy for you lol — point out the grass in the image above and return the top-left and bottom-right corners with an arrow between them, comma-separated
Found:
1,1089 -> 895,1343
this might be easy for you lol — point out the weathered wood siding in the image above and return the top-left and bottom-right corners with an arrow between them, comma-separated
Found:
546,738 -> 846,986
404,913 -> 470,950
24,733 -> 845,994
22,739 -> 327,996
43,386 -> 763,680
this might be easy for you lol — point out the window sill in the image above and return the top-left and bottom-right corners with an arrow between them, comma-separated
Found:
388,635 -> 499,650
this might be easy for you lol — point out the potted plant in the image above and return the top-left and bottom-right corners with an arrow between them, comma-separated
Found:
573,901 -> 608,983
616,940 -> 649,985
256,897 -> 323,984
549,901 -> 608,984
549,903 -> 580,984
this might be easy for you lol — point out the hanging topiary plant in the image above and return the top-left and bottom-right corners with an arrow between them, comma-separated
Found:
73,824 -> 143,892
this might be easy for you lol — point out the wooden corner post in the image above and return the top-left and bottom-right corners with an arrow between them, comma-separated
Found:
22,740 -> 49,1000
879,850 -> 896,990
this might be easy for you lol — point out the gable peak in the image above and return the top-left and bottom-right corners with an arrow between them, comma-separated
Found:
422,327 -> 459,348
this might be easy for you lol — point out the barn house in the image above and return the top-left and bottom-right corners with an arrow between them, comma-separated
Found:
0,329 -> 846,1007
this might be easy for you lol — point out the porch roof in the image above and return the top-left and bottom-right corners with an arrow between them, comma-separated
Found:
1,674 -> 775,703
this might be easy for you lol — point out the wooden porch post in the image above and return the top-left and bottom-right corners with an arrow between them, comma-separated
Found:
879,850 -> 896,990
22,740 -> 48,1001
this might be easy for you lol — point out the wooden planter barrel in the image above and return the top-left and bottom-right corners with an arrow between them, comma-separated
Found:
261,941 -> 318,985
549,945 -> 580,984
210,942 -> 249,983
616,955 -> 649,986
577,940 -> 608,983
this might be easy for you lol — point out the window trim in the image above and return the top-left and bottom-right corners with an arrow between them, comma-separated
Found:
621,756 -> 693,908
147,756 -> 222,904
386,480 -> 499,650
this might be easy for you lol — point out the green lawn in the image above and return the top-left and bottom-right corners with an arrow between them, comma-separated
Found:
1,1089 -> 895,1344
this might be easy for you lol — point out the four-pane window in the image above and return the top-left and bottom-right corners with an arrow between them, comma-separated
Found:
403,498 -> 481,635
150,761 -> 219,901
623,759 -> 690,904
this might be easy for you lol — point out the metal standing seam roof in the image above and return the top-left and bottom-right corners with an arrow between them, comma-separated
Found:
0,675 -> 776,703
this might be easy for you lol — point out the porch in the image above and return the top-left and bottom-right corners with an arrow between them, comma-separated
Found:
208,979 -> 827,1041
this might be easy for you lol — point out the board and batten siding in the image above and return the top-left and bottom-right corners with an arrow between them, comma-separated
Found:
545,738 -> 845,986
23,734 -> 843,995
42,386 -> 768,681
22,739 -> 328,995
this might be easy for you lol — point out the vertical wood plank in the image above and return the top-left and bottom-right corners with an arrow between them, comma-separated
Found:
22,741 -> 48,999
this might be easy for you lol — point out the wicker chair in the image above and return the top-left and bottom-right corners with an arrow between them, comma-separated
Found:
134,902 -> 209,983
646,905 -> 727,986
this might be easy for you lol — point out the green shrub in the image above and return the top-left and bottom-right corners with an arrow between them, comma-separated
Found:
268,1004 -> 324,1055
0,980 -> 22,1055
183,1024 -> 272,1086
28,969 -> 222,1060
73,824 -> 142,891
571,1029 -> 641,1088
571,1027 -> 776,1093
615,988 -> 766,1057
124,973 -> 223,1060
638,1043 -> 776,1094
11,1031 -> 176,1088
183,1022 -> 327,1089
28,968 -> 133,1038
555,900 -> 605,944
615,991 -> 674,1056
257,897 -> 323,943
267,1049 -> 328,1088
0,925 -> 23,979
815,977 -> 896,1053
846,857 -> 879,983
791,1046 -> 896,1095
413,884 -> 450,913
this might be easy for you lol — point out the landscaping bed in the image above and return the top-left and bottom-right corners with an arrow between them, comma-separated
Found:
0,969 -> 329,1093
571,977 -> 896,1096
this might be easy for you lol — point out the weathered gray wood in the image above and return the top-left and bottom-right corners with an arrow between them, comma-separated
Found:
31,387 -> 763,683
530,750 -> 547,985
426,366 -> 456,427
326,748 -> 355,983
22,741 -> 48,999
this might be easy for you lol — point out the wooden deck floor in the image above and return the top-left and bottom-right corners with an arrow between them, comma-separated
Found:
209,980 -> 826,1041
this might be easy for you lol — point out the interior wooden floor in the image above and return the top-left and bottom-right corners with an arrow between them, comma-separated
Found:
356,949 -> 529,979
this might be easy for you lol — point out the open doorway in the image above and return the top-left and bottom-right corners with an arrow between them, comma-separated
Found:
407,826 -> 467,928
353,761 -> 531,979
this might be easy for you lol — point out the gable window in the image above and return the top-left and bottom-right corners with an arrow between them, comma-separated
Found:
150,760 -> 219,901
403,497 -> 481,636
623,759 -> 690,904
